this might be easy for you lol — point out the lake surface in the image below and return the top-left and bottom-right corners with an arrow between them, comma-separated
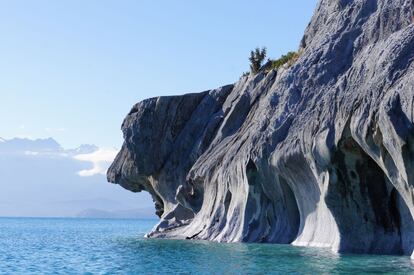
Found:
0,217 -> 413,274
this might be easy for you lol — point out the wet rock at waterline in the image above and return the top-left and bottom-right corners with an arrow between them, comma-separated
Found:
108,0 -> 414,258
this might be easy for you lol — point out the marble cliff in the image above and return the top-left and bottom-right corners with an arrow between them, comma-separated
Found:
108,0 -> 414,257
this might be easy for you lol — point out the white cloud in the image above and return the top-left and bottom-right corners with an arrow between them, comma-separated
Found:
74,148 -> 118,177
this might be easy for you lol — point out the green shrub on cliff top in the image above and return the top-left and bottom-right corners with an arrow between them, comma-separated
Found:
249,47 -> 267,74
269,51 -> 299,71
245,49 -> 299,77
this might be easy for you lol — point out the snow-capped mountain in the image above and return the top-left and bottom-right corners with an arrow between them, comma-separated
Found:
0,137 -> 154,218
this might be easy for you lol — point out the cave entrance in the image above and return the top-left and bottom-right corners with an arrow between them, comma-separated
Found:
326,127 -> 414,255
243,159 -> 300,243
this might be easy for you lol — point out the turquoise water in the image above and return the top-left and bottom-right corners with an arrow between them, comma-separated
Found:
0,218 -> 413,274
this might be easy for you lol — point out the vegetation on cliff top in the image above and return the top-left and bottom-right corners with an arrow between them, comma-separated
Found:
244,48 -> 300,77
268,51 -> 299,71
249,47 -> 267,74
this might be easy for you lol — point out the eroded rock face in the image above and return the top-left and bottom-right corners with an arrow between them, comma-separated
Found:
108,0 -> 414,257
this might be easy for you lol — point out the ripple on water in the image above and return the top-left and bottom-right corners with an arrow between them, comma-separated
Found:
0,218 -> 412,274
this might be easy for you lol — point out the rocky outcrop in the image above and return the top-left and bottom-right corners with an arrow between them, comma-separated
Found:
108,0 -> 414,257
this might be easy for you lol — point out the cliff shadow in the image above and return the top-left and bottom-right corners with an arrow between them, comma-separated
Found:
242,158 -> 300,244
325,125 -> 414,255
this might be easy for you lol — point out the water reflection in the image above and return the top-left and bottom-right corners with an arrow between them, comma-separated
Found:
114,237 -> 414,274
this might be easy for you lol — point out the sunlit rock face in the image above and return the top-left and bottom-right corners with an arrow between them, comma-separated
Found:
108,0 -> 414,257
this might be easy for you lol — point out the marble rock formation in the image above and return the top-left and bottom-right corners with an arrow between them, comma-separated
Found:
108,0 -> 414,257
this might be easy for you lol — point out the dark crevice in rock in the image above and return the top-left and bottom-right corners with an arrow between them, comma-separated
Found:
186,230 -> 202,240
154,196 -> 164,218
326,125 -> 410,255
176,179 -> 204,214
389,188 -> 402,232
246,159 -> 258,185
224,191 -> 232,215
279,177 -> 301,242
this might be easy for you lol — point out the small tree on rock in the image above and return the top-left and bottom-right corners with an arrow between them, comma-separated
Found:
249,47 -> 267,74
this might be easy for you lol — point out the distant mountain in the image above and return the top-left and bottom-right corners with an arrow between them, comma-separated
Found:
0,137 -> 155,218
56,198 -> 127,209
64,144 -> 99,156
0,137 -> 62,154
76,207 -> 156,219
0,137 -> 98,156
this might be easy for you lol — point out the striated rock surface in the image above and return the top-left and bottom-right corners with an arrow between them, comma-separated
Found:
108,0 -> 414,257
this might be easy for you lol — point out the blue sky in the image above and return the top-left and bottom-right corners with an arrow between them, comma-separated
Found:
0,0 -> 317,149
